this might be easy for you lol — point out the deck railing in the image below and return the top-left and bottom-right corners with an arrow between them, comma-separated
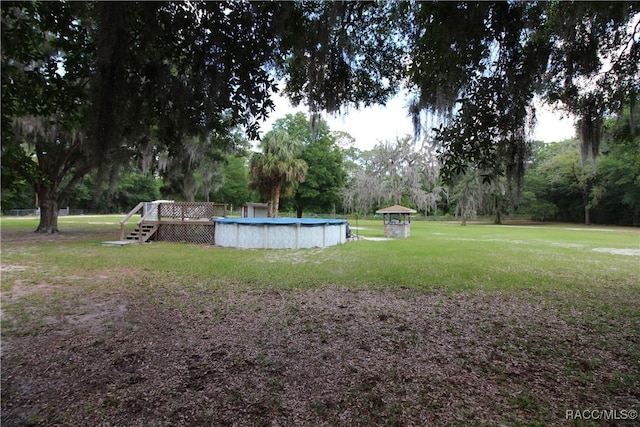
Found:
157,202 -> 226,221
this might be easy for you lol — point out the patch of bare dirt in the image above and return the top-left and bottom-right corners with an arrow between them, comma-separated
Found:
0,228 -> 116,244
592,247 -> 640,256
0,267 -> 136,301
0,265 -> 30,272
2,287 -> 639,426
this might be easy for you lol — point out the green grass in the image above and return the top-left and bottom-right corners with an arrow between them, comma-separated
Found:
2,216 -> 637,332
2,217 -> 638,294
0,214 -> 125,230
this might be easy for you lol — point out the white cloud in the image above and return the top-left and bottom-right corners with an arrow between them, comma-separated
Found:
323,95 -> 415,150
531,102 -> 576,143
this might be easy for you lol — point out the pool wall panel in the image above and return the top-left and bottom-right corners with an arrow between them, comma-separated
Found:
213,219 -> 347,249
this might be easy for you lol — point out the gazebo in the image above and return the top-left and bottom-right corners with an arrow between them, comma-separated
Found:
375,205 -> 417,238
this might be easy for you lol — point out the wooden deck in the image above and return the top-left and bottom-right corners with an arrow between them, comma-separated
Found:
112,202 -> 226,244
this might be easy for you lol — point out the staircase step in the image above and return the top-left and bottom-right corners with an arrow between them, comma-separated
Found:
124,223 -> 158,243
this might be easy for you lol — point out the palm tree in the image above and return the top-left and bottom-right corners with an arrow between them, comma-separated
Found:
249,129 -> 308,217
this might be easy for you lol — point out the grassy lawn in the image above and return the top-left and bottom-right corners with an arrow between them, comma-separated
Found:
1,216 -> 639,426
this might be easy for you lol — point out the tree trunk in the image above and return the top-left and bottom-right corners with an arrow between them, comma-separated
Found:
36,186 -> 59,233
183,173 -> 195,202
493,193 -> 502,224
582,191 -> 591,225
584,203 -> 591,225
270,183 -> 282,218
296,204 -> 304,218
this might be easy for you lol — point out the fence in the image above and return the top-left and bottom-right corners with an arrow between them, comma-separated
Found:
4,208 -> 87,217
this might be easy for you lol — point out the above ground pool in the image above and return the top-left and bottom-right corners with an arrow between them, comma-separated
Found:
213,217 -> 348,249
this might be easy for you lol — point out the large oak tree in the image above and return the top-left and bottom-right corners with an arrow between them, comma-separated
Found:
2,1 -> 293,232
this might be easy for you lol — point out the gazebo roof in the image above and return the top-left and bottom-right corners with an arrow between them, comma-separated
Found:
375,205 -> 417,214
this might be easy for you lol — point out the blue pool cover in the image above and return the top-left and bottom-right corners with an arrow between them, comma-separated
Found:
214,217 -> 347,226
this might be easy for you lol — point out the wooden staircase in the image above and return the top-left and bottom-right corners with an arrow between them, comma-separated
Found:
125,223 -> 158,243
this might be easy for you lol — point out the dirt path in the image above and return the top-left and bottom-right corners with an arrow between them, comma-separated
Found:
2,286 -> 638,426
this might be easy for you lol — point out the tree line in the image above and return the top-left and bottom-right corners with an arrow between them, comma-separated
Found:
2,1 -> 638,230
5,111 -> 637,226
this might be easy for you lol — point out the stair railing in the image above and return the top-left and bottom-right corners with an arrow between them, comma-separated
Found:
136,204 -> 162,242
119,202 -> 145,240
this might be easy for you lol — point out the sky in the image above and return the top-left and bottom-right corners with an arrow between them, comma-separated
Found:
257,91 -> 577,151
